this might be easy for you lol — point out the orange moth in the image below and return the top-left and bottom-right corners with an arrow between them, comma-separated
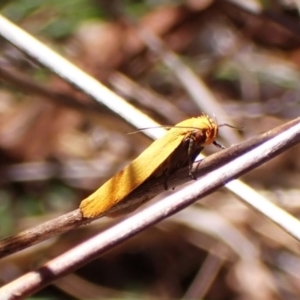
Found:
80,114 -> 224,218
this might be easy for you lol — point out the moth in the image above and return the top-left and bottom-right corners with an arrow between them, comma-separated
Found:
80,114 -> 225,218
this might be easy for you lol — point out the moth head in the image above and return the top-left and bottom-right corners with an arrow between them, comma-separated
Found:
197,114 -> 218,145
199,114 -> 240,146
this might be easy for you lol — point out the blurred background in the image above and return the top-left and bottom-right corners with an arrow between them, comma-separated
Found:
1,0 -> 300,299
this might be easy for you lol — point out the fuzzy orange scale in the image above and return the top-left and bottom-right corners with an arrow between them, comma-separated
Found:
79,114 -> 218,218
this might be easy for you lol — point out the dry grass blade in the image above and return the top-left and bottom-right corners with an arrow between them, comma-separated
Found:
0,67 -> 102,113
225,0 -> 262,14
108,72 -> 187,123
1,116 -> 300,298
183,245 -> 227,299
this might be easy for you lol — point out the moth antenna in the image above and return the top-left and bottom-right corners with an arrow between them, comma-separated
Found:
213,140 -> 225,149
127,125 -> 172,135
218,123 -> 243,130
212,113 -> 218,125
210,112 -> 242,130
128,125 -> 207,135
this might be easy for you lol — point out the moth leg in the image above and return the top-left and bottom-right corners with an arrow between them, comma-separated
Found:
194,158 -> 203,173
187,137 -> 197,180
163,172 -> 169,190
161,168 -> 170,191
213,140 -> 225,149
189,168 -> 197,180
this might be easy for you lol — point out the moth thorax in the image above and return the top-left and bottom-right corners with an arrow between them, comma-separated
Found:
203,125 -> 218,145
201,115 -> 218,145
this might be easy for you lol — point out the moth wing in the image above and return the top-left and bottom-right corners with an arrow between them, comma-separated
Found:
80,130 -> 184,217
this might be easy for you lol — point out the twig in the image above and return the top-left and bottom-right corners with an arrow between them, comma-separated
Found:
108,72 -> 186,123
0,67 -> 103,114
225,0 -> 300,38
1,116 -> 300,299
0,117 -> 299,260
172,208 -> 259,259
225,0 -> 262,14
183,245 -> 227,299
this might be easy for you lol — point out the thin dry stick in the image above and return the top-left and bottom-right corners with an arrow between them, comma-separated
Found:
226,0 -> 262,14
0,117 -> 299,260
108,72 -> 186,123
0,67 -> 103,113
1,116 -> 300,299
184,245 -> 227,299
172,208 -> 259,259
